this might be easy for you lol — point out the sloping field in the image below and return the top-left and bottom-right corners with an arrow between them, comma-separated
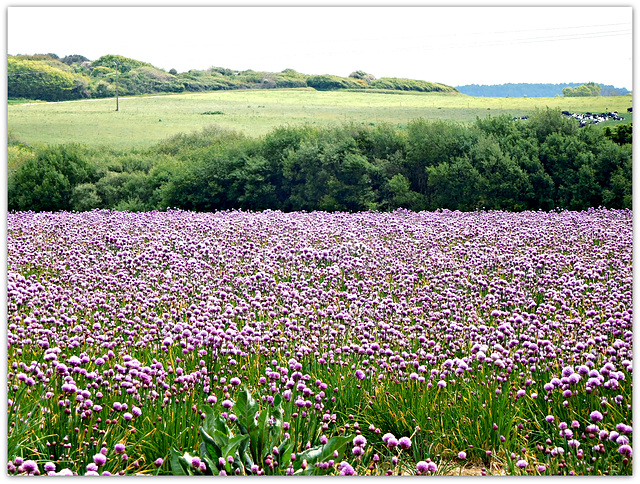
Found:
8,89 -> 632,149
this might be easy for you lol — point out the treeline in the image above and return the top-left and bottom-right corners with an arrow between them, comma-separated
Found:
7,53 -> 457,102
456,82 -> 631,98
8,110 -> 631,213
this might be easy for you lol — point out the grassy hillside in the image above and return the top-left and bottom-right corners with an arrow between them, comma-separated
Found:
8,89 -> 632,149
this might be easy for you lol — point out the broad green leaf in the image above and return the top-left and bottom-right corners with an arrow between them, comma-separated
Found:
170,447 -> 187,476
234,387 -> 259,434
293,434 -> 352,472
223,434 -> 250,459
212,429 -> 230,449
200,431 -> 222,462
201,453 -> 219,476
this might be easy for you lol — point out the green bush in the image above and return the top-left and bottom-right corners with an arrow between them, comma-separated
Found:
9,145 -> 93,211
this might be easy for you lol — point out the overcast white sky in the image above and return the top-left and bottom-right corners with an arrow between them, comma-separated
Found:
5,3 -> 635,89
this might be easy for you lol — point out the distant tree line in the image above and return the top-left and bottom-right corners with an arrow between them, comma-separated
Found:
457,82 -> 631,98
8,109 -> 631,213
7,54 -> 457,102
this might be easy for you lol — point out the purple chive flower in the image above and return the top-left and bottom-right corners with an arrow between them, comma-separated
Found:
123,412 -> 133,421
339,462 -> 356,476
115,443 -> 125,454
22,460 -> 38,474
207,395 -> 217,404
516,459 -> 528,469
590,411 -> 603,422
353,435 -> 367,448
458,451 -> 467,460
618,445 -> 633,457
382,432 -> 395,443
44,462 -> 56,473
93,453 -> 107,467
545,415 -> 554,423
86,463 -> 98,472
131,406 -> 142,417
229,377 -> 241,386
386,436 -> 399,448
221,399 -> 233,409
537,465 -> 546,473
398,436 -> 412,450
355,369 -> 366,380
416,461 -> 429,474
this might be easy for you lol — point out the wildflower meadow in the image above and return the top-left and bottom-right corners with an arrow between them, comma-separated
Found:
7,208 -> 632,475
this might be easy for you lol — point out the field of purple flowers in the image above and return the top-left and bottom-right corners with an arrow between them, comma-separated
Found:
7,208 -> 632,475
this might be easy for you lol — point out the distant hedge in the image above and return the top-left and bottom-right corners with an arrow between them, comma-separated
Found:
8,54 -> 458,102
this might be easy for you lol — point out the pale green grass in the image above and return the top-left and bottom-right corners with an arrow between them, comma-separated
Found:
8,89 -> 633,149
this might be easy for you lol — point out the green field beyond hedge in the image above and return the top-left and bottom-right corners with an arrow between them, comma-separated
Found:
8,90 -> 632,149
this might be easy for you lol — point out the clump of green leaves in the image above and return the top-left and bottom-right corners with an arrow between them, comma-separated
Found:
170,388 -> 352,476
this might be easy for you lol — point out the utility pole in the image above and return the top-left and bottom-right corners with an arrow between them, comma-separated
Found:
114,61 -> 120,111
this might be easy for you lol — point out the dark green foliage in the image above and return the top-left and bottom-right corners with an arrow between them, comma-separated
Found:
170,388 -> 352,476
604,123 -> 632,145
9,112 -> 632,213
9,145 -> 93,211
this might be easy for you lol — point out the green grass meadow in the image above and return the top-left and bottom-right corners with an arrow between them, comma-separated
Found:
8,89 -> 632,149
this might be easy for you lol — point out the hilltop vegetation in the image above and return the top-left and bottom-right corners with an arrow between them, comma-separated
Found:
7,53 -> 457,102
8,110 -> 631,213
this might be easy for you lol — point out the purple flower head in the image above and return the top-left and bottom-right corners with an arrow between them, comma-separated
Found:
590,411 -> 603,422
416,461 -> 429,473
44,462 -> 56,473
221,399 -> 233,409
154,458 -> 164,468
618,445 -> 633,457
339,462 -> 355,476
123,412 -> 133,421
114,443 -> 125,454
458,451 -> 467,460
230,377 -> 241,386
93,453 -> 107,467
382,432 -> 395,443
568,439 -> 580,448
355,369 -> 365,380
516,459 -> 528,469
398,436 -> 412,450
353,435 -> 367,448
131,406 -> 142,417
386,436 -> 399,448
22,460 -> 38,474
